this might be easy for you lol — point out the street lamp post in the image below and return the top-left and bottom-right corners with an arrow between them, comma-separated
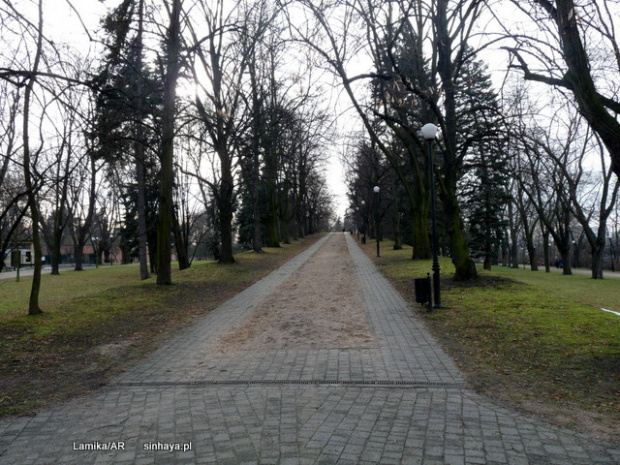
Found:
421,123 -> 442,308
374,186 -> 381,257
92,236 -> 100,269
361,200 -> 367,245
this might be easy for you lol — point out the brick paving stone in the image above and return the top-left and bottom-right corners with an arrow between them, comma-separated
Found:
1,233 -> 619,464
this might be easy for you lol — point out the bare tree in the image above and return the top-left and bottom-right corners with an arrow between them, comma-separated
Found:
501,0 -> 620,178
187,0 -> 280,263
533,115 -> 620,279
513,180 -> 540,271
41,85 -> 90,276
172,158 -> 203,270
70,150 -> 100,271
0,83 -> 28,273
289,105 -> 332,240
505,182 -> 521,269
510,102 -> 577,276
1,0 -> 104,308
18,0 -> 45,314
188,0 -> 241,264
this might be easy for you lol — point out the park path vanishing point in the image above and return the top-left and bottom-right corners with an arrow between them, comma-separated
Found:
0,233 -> 619,464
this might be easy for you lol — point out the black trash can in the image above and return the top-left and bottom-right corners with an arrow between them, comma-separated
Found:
414,276 -> 431,304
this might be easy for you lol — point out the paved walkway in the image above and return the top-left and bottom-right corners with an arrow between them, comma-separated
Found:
0,233 -> 618,464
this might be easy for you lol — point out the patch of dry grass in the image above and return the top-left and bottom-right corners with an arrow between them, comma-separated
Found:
359,239 -> 620,441
0,236 -> 323,417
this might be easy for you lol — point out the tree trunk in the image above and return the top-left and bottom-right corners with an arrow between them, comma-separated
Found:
281,218 -> 291,245
156,0 -> 181,285
218,154 -> 236,264
442,185 -> 478,281
523,220 -> 538,271
483,255 -> 492,271
173,210 -> 190,271
148,228 -> 157,274
74,244 -> 85,270
482,169 -> 494,271
573,236 -> 582,269
253,194 -> 263,252
508,200 -> 520,268
392,182 -> 402,251
296,164 -> 307,239
483,197 -> 493,271
136,158 -> 150,279
51,130 -> 72,276
542,228 -> 551,273
588,229 -> 606,279
448,215 -> 478,280
591,245 -> 604,279
410,201 -> 431,259
248,60 -> 264,253
251,155 -> 263,252
510,242 -> 520,269
23,0 -> 44,315
51,235 -> 61,275
135,0 -> 150,280
435,0 -> 477,281
74,156 -> 97,271
560,246 -> 572,275
527,243 -> 538,271
264,154 -> 280,248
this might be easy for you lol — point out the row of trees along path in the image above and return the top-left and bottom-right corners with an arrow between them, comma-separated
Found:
2,0 -> 620,314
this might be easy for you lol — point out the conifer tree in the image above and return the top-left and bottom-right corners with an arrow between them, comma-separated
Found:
91,0 -> 159,280
456,56 -> 510,270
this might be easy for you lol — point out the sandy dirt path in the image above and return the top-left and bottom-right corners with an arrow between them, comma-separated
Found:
216,233 -> 375,351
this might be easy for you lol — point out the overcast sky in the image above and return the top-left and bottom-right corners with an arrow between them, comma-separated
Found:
36,0 -> 352,220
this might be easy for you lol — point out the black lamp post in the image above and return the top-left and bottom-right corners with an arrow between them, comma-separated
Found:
421,123 -> 442,308
374,185 -> 381,257
361,200 -> 367,245
92,236 -> 100,269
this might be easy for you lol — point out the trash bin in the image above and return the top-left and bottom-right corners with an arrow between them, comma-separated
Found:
414,276 -> 431,305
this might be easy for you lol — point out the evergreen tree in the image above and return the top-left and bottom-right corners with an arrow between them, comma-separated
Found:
368,27 -> 435,259
456,55 -> 510,270
90,0 -> 161,279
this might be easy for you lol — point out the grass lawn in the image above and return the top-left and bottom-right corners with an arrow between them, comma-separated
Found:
0,235 -> 323,417
359,239 -> 620,440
